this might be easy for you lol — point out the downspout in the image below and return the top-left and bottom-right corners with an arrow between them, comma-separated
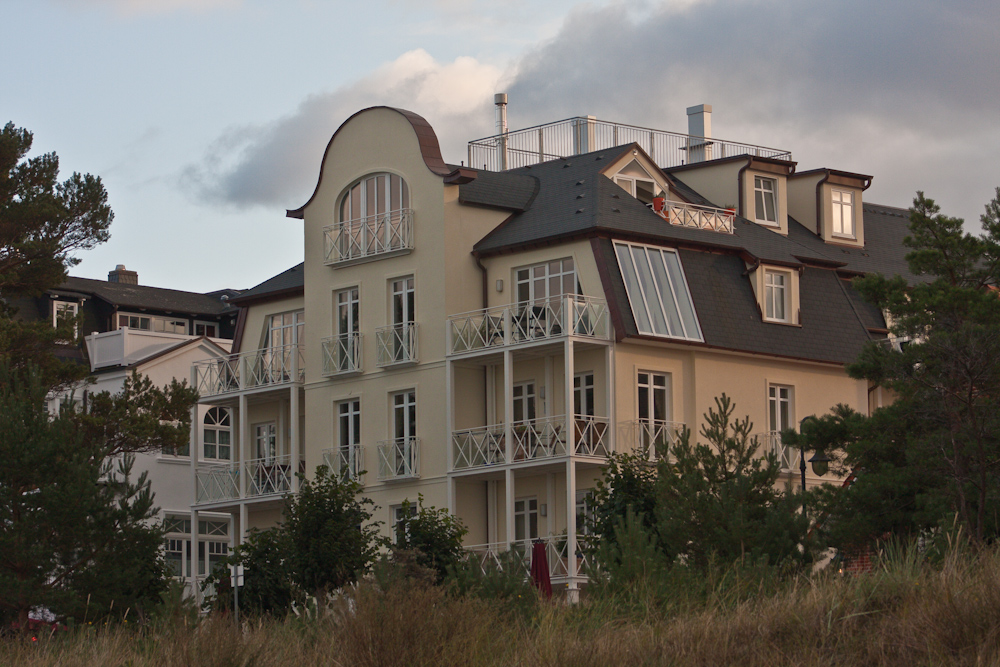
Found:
736,157 -> 753,220
473,251 -> 490,434
815,170 -> 832,237
474,251 -> 489,310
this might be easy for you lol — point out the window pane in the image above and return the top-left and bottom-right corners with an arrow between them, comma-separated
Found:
631,246 -> 669,335
662,252 -> 702,339
647,248 -> 683,337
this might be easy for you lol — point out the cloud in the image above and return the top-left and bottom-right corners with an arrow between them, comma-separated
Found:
181,49 -> 503,209
55,0 -> 242,15
185,0 -> 1000,223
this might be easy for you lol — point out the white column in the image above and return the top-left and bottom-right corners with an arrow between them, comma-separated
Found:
239,502 -> 248,545
189,404 -> 199,503
239,394 -> 249,499
487,479 -> 498,544
606,343 -> 615,454
446,358 -> 454,513
566,458 -> 578,599
546,472 -> 556,536
544,355 -> 553,418
565,338 -> 575,456
190,509 -> 200,606
290,387 -> 300,493
503,349 -> 513,464
505,467 -> 515,547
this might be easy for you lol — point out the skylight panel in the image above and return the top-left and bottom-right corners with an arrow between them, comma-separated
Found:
614,241 -> 703,342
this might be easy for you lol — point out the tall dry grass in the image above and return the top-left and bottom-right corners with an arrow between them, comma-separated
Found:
4,545 -> 1000,667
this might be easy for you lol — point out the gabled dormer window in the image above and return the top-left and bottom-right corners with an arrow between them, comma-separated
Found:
754,176 -> 778,226
831,189 -> 854,238
753,265 -> 799,325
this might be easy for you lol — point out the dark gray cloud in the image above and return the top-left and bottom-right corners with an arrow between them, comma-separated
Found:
185,0 -> 1000,224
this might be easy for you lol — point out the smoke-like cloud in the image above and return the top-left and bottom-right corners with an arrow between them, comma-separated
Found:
180,49 -> 503,209
183,0 -> 1000,222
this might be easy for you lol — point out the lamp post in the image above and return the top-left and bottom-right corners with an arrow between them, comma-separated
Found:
797,415 -> 831,492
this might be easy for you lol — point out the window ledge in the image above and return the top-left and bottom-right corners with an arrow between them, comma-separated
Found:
327,247 -> 412,269
158,456 -> 192,465
763,318 -> 802,328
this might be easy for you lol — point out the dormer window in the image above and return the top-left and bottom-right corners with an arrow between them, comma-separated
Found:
324,172 -> 413,266
831,189 -> 854,238
754,176 -> 778,226
764,270 -> 788,322
614,176 -> 657,205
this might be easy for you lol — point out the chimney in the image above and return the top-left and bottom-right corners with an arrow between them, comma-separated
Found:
108,264 -> 138,285
495,93 -> 509,170
686,104 -> 713,163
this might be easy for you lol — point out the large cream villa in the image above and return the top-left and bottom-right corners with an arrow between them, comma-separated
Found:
184,102 -> 913,598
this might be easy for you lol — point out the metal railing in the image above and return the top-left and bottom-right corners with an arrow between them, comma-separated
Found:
452,423 -> 506,470
624,420 -> 687,461
323,209 -> 413,265
512,415 -> 567,461
322,333 -> 362,376
244,455 -> 294,497
377,437 -> 420,480
193,344 -> 303,397
451,415 -> 612,471
573,415 -> 611,457
463,534 -> 597,580
468,117 -> 792,172
322,444 -> 364,481
447,295 -> 610,355
195,465 -> 239,503
756,430 -> 800,472
657,199 -> 735,234
375,323 -> 418,367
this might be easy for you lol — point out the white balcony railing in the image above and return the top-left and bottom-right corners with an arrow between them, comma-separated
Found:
195,464 -> 239,503
655,200 -> 735,234
377,437 -> 420,481
448,295 -> 610,356
193,344 -> 303,398
624,420 -> 687,461
87,328 -> 232,370
375,323 -> 418,367
322,333 -> 362,376
451,415 -> 612,471
756,430 -> 800,472
322,444 -> 364,481
463,534 -> 597,580
194,455 -> 304,504
323,209 -> 413,265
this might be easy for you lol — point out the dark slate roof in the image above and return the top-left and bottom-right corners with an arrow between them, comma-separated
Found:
472,145 -> 836,268
231,263 -> 304,304
52,276 -> 236,315
455,166 -> 538,212
597,238 -> 879,364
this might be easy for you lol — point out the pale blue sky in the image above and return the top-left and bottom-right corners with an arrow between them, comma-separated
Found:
5,0 -> 998,292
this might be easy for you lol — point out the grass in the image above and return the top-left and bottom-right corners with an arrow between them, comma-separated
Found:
4,544 -> 1000,667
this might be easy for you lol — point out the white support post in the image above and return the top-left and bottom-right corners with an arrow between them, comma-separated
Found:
190,509 -> 200,606
239,502 -> 248,545
566,458 -> 578,600
505,467 -> 515,548
239,394 -> 249,499
487,479 -> 498,545
446,357 -> 455,514
189,404 -> 199,503
544,355 -> 553,418
565,338 -> 575,456
606,343 -> 615,454
290,387 -> 300,493
486,364 -> 496,424
546,472 -> 556,536
503,349 -> 513,464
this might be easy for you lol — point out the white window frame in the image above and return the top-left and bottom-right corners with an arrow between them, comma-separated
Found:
515,258 -> 578,306
768,384 -> 794,432
202,407 -> 231,461
637,371 -> 671,425
340,172 -> 410,223
831,189 -> 855,238
194,320 -> 219,338
754,176 -> 778,226
576,489 -> 595,535
52,300 -> 78,328
267,310 -> 304,350
254,422 -> 277,462
392,389 -> 417,442
391,503 -> 417,544
764,269 -> 791,323
391,277 -> 414,327
514,496 -> 539,542
118,312 -> 188,334
614,241 -> 703,341
573,372 -> 595,417
512,381 -> 536,424
337,287 -> 360,336
163,516 -> 229,578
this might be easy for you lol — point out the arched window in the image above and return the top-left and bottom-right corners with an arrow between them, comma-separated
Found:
340,173 -> 409,222
203,407 -> 231,461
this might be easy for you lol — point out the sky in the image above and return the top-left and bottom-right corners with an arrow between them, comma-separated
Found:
4,0 -> 999,293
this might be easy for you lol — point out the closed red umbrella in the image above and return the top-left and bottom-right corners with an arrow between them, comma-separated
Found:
530,540 -> 552,599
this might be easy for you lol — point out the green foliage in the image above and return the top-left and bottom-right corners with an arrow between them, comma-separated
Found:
655,394 -> 810,569
586,507 -> 669,605
210,466 -> 386,616
0,364 -> 169,628
0,121 -> 112,300
588,450 -> 661,551
445,548 -> 538,618
393,496 -> 468,584
815,189 -> 1000,546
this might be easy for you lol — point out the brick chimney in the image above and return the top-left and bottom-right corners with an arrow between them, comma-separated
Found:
108,264 -> 138,285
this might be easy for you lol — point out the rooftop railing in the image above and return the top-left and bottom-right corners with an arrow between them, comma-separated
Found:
193,344 -> 303,397
468,117 -> 792,172
323,209 -> 413,265
447,295 -> 610,356
656,199 -> 735,234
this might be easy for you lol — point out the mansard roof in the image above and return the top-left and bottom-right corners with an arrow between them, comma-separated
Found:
51,276 -> 237,316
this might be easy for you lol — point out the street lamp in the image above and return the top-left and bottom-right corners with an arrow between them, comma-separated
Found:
797,416 -> 831,492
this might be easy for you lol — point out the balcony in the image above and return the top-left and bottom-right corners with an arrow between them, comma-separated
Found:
322,333 -> 362,376
375,323 -> 418,367
193,344 -> 303,398
756,430 -> 800,472
377,437 -> 420,481
323,209 -> 413,266
468,116 -> 792,172
322,444 -> 364,481
463,534 -> 597,581
655,199 -> 735,234
194,455 -> 304,504
624,420 -> 687,461
448,295 -> 610,356
451,415 -> 611,471
86,328 -> 231,370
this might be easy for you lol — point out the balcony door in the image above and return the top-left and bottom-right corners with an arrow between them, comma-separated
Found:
392,390 -> 417,476
514,258 -> 578,339
336,287 -> 359,371
266,311 -> 304,380
255,422 -> 277,463
390,277 -> 415,362
514,497 -> 539,543
638,372 -> 672,457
